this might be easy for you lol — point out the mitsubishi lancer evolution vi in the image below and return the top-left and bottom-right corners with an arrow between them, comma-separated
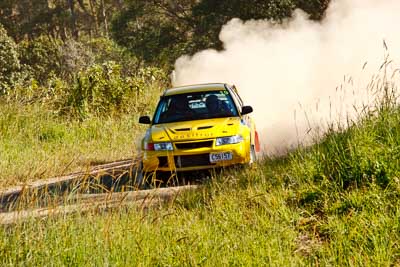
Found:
138,83 -> 260,174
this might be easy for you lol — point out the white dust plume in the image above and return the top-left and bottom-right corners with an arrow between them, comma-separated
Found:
173,0 -> 400,153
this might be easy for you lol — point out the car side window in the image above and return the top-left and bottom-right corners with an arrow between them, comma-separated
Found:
153,98 -> 170,123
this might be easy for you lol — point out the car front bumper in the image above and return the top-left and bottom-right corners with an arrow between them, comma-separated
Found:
141,141 -> 249,172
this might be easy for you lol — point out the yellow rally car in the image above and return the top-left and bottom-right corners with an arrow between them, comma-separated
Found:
138,83 -> 260,174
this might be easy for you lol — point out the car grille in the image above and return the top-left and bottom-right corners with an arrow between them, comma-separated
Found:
174,154 -> 215,168
175,141 -> 213,149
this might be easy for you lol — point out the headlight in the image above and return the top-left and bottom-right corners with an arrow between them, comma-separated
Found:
216,135 -> 243,146
154,142 -> 174,151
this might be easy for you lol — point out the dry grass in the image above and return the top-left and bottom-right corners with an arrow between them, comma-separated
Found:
0,83 -> 162,189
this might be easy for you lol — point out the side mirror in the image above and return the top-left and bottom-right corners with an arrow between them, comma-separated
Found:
139,116 -> 151,124
241,106 -> 253,115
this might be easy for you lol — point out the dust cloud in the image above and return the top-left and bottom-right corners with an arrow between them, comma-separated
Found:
173,0 -> 400,153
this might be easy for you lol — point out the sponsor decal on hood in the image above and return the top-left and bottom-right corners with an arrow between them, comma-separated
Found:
149,117 -> 241,142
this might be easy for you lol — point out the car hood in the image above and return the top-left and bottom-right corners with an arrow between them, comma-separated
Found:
148,117 -> 242,142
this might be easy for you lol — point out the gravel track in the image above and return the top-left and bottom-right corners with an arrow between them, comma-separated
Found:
0,159 -> 201,224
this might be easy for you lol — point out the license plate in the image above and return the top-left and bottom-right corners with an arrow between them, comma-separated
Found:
210,152 -> 233,163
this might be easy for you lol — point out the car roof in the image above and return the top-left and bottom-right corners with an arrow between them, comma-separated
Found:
163,83 -> 229,96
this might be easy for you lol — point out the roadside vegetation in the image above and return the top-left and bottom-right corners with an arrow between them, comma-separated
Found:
0,24 -> 167,189
0,80 -> 399,265
0,1 -> 329,188
0,37 -> 166,188
1,0 -> 400,265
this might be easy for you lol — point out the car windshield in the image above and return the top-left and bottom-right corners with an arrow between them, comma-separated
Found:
153,90 -> 239,124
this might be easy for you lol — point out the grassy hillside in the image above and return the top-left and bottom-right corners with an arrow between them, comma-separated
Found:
0,83 -> 398,265
0,82 -> 162,189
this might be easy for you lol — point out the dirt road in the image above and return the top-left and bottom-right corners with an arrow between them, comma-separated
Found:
0,159 -> 201,225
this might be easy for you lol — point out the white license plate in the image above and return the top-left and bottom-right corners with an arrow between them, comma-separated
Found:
210,152 -> 233,163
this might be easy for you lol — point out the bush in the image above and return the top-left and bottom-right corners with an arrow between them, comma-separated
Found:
18,35 -> 63,85
58,61 -> 168,118
82,37 -> 139,76
0,24 -> 20,94
60,39 -> 94,81
62,61 -> 124,117
17,36 -> 139,86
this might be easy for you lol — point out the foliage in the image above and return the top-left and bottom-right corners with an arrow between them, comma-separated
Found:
191,0 -> 296,51
294,0 -> 330,20
17,35 -> 140,85
1,0 -> 332,78
1,0 -> 331,71
18,35 -> 63,85
1,1 -> 399,265
0,102 -> 142,188
0,24 -> 21,94
82,37 -> 139,76
289,94 -> 400,191
61,38 -> 96,81
64,61 -> 127,116
0,80 -> 163,188
111,0 -> 331,66
58,61 -> 168,118
0,96 -> 399,264
111,1 -> 187,67
0,0 -> 121,41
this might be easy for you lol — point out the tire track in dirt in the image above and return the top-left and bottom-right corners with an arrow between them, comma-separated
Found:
0,185 -> 199,225
0,159 -> 139,212
0,158 -> 205,224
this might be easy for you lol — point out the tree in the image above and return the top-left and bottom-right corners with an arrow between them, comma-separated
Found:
18,35 -> 63,84
0,24 -> 20,94
111,0 -> 197,67
111,0 -> 331,68
294,0 -> 330,20
0,0 -> 123,41
191,0 -> 296,51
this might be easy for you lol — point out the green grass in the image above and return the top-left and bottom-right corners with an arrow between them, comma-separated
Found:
0,79 -> 399,265
0,85 -> 162,189
1,158 -> 399,265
